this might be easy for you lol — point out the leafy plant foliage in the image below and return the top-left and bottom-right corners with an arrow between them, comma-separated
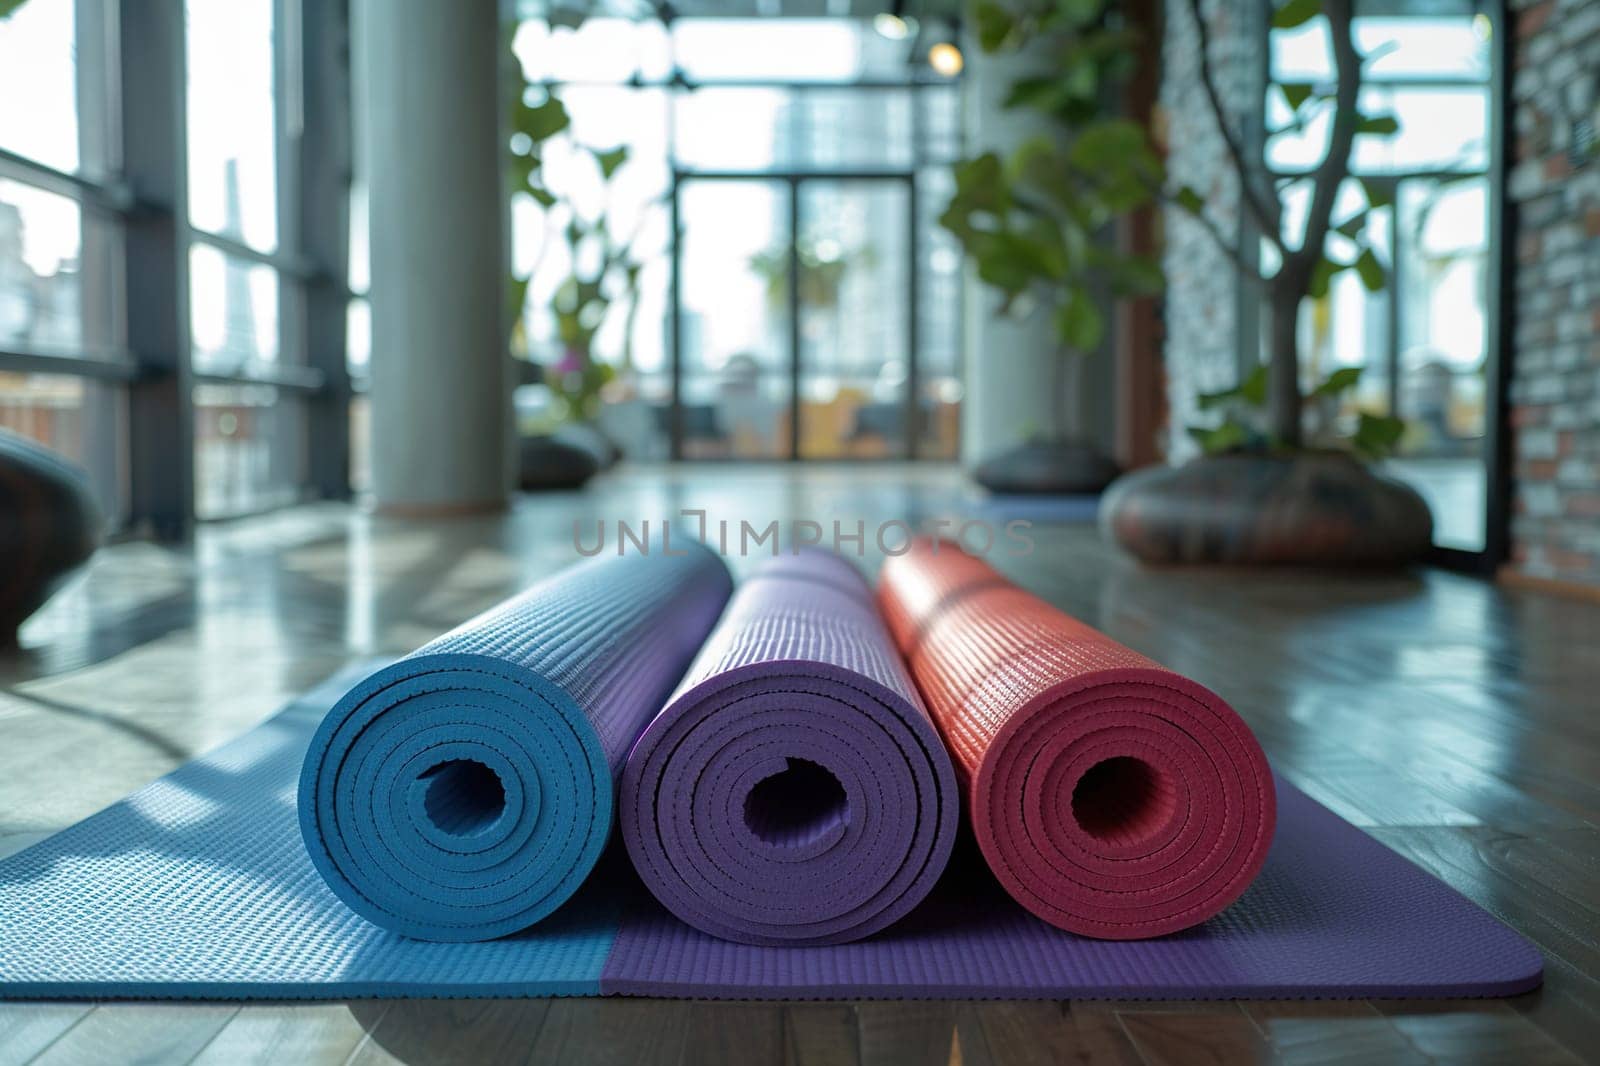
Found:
940,1 -> 1164,358
942,0 -> 1413,460
1193,365 -> 1405,459
506,43 -> 658,424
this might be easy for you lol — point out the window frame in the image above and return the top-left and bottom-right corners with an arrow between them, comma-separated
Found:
0,0 -> 135,526
0,0 -> 354,537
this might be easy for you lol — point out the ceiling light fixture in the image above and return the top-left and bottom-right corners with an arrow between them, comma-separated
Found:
875,12 -> 913,39
928,40 -> 963,77
875,0 -> 916,40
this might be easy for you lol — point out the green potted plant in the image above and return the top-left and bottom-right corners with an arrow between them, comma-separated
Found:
940,0 -> 1165,494
749,238 -> 864,313
1100,0 -> 1432,565
505,61 -> 661,487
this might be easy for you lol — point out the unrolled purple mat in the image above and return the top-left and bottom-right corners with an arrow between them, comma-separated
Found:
619,550 -> 960,945
601,776 -> 1543,999
0,666 -> 1542,1000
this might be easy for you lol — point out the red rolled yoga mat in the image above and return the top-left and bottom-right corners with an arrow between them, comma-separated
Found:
877,540 -> 1276,939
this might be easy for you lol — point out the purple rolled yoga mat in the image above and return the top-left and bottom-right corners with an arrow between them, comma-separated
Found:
619,549 -> 960,946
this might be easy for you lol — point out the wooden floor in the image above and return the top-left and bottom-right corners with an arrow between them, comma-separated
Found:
1,465 -> 1596,1065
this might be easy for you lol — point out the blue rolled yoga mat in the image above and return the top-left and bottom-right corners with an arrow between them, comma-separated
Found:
297,542 -> 732,941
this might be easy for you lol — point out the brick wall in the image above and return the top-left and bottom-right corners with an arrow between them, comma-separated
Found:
1506,0 -> 1600,587
1158,0 -> 1255,461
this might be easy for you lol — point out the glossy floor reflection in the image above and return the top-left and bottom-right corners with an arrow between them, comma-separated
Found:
0,464 -> 1595,1065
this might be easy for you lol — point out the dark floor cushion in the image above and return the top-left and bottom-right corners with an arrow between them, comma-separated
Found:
518,434 -> 600,492
553,423 -> 621,469
0,429 -> 102,639
973,439 -> 1120,496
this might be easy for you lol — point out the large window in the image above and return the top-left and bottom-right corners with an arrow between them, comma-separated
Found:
346,0 -> 371,496
0,179 -> 120,355
509,16 -> 965,462
186,0 -> 278,254
0,0 -> 353,535
0,0 -> 125,526
1259,2 -> 1497,554
186,0 -> 328,520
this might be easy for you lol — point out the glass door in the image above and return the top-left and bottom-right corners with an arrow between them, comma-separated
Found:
1388,175 -> 1491,554
795,179 -> 911,459
675,175 -> 914,460
677,179 -> 792,459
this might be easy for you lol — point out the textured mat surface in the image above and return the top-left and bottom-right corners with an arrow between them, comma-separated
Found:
878,540 -> 1276,939
298,546 -> 732,940
0,668 -> 1541,1000
603,779 -> 1541,999
0,667 -> 620,999
620,550 -> 958,945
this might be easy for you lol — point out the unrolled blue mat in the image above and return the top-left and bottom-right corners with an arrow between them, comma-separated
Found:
0,667 -> 618,998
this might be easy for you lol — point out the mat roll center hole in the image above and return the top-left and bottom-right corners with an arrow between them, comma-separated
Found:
1070,756 -> 1174,847
743,757 -> 848,849
419,759 -> 506,837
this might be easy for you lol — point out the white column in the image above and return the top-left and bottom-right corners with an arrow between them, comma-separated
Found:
958,36 -> 1112,467
363,0 -> 509,512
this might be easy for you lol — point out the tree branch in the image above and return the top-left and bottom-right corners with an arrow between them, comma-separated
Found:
1291,0 -> 1361,274
1261,0 -> 1363,448
1183,0 -> 1284,251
